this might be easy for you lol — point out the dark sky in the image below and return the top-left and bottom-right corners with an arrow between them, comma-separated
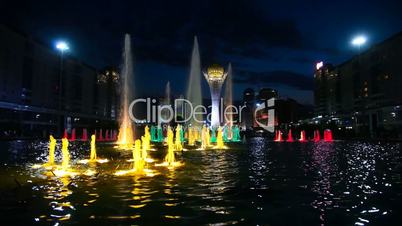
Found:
2,0 -> 402,104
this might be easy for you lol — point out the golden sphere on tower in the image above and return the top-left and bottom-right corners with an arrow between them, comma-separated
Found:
207,64 -> 225,78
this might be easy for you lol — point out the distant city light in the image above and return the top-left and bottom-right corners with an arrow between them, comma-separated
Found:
316,61 -> 324,70
351,35 -> 367,46
56,41 -> 69,52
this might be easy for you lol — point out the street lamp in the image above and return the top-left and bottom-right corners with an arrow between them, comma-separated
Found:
55,41 -> 69,136
351,35 -> 367,52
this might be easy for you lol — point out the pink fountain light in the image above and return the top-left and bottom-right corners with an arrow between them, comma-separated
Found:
313,129 -> 321,142
287,129 -> 294,142
105,129 -> 110,141
98,129 -> 104,141
324,129 -> 333,142
70,128 -> 76,141
274,130 -> 283,142
82,128 -> 88,141
299,130 -> 307,142
113,130 -> 117,141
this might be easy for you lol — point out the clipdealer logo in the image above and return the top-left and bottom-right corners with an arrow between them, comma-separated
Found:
127,98 -> 275,132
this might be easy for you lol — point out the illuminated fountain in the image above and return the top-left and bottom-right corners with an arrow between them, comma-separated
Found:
187,126 -> 195,146
210,127 -> 217,143
63,129 -> 68,139
313,129 -> 321,142
33,135 -> 58,169
324,129 -> 333,142
156,125 -> 164,142
199,124 -> 212,150
274,130 -> 283,142
61,138 -> 70,169
151,126 -> 157,141
157,126 -> 183,168
186,36 -> 203,128
299,130 -> 307,142
214,126 -> 227,149
48,135 -> 57,165
78,134 -> 108,164
175,125 -> 183,151
224,63 -> 233,140
286,129 -> 294,142
81,128 -> 88,141
204,64 -> 228,128
232,125 -> 241,142
115,139 -> 154,176
98,129 -> 104,141
70,128 -> 76,141
142,126 -> 151,151
117,34 -> 135,149
51,138 -> 78,177
105,130 -> 110,141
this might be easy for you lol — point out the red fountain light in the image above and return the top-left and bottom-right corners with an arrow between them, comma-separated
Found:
287,129 -> 294,142
105,130 -> 110,141
313,129 -> 321,142
82,128 -> 88,141
324,129 -> 333,142
70,128 -> 76,141
63,129 -> 68,139
299,130 -> 307,142
274,130 -> 283,142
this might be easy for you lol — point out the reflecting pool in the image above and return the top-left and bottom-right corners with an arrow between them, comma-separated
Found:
0,138 -> 401,225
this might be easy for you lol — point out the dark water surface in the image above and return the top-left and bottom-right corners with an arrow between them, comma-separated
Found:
0,138 -> 401,225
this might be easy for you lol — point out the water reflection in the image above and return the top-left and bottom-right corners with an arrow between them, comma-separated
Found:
310,141 -> 338,224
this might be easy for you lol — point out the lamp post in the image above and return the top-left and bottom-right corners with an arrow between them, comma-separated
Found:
56,41 -> 69,136
351,35 -> 367,137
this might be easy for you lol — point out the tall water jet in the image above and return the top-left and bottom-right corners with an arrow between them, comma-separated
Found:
160,81 -> 171,125
286,129 -> 294,142
90,134 -> 97,161
274,130 -> 283,142
48,135 -> 57,165
224,63 -> 233,139
299,130 -> 307,142
324,129 -> 333,142
61,138 -> 70,169
186,36 -> 203,127
314,129 -> 321,142
214,126 -> 227,149
175,125 -> 183,151
117,34 -> 135,148
79,134 -> 109,164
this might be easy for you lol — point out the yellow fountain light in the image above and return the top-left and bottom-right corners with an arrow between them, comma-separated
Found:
155,126 -> 184,169
32,135 -> 58,169
116,139 -> 156,177
78,134 -> 108,164
117,122 -> 134,149
213,126 -> 228,150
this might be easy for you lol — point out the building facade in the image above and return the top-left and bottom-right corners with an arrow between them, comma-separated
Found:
314,32 -> 402,138
0,25 -> 117,139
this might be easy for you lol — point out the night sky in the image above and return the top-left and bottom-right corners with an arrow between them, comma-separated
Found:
2,0 -> 402,104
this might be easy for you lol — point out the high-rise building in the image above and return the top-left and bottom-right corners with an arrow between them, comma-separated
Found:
0,25 -> 116,138
314,31 -> 402,138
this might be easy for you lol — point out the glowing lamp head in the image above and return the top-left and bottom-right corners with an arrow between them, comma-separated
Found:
207,64 -> 225,79
316,61 -> 324,70
56,41 -> 69,52
351,36 -> 367,46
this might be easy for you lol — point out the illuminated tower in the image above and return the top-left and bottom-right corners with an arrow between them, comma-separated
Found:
203,64 -> 228,128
